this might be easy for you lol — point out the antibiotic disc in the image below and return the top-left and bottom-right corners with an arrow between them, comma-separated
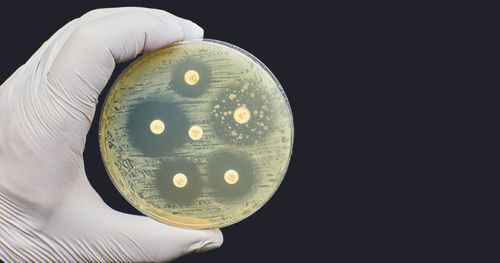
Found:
99,39 -> 293,229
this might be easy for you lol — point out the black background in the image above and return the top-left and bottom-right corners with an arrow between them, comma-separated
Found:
1,1 -> 486,262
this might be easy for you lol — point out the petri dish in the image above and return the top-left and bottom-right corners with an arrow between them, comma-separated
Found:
99,39 -> 293,229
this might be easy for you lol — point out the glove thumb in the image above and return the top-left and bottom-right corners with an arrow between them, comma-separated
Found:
98,208 -> 223,262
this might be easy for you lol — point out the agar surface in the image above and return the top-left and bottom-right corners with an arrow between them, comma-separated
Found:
99,40 -> 293,229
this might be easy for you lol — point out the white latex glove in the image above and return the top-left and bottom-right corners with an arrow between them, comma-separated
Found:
0,7 -> 223,262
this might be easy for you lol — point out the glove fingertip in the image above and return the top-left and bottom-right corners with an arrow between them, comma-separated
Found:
183,20 -> 204,40
187,229 -> 223,253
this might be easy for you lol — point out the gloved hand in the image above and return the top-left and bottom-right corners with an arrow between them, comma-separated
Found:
0,7 -> 222,262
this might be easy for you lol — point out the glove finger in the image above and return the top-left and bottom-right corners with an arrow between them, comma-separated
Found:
47,9 -> 201,117
44,11 -> 177,130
